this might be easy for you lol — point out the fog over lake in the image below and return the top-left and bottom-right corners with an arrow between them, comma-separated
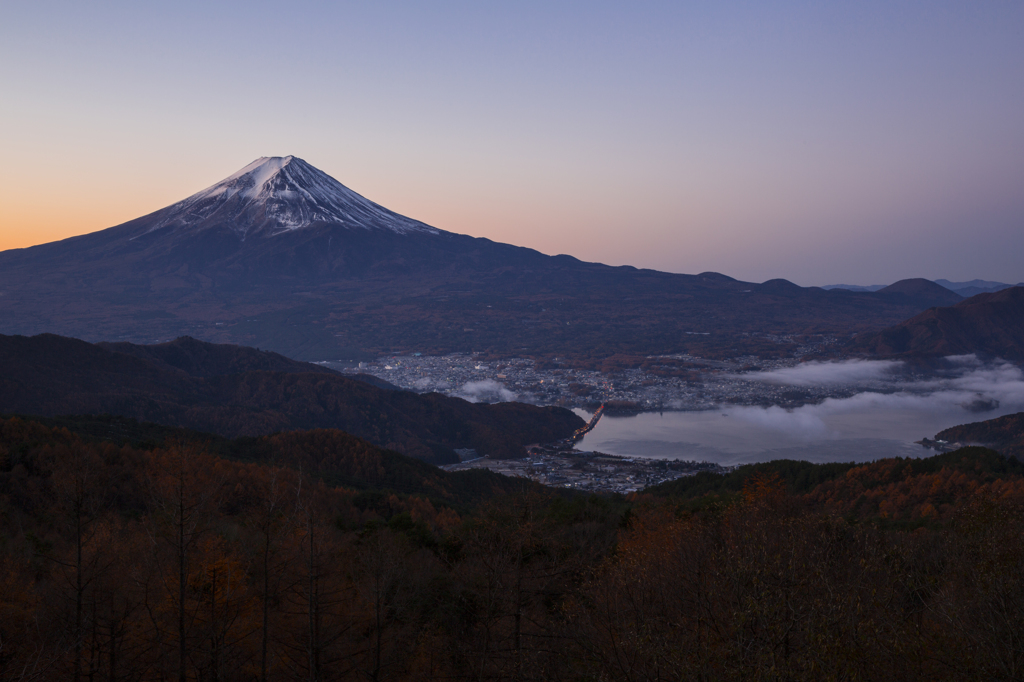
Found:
575,356 -> 1024,466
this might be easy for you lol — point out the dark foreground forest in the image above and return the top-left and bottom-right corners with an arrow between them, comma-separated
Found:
2,415 -> 1024,681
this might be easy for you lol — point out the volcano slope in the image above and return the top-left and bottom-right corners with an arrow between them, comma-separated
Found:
0,333 -> 583,464
0,156 -> 959,362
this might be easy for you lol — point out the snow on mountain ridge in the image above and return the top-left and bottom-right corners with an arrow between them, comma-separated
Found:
145,156 -> 441,238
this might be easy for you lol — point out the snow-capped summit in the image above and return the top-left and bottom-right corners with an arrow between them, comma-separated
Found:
145,156 -> 440,238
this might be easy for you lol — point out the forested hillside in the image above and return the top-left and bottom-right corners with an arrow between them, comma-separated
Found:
851,285 -> 1024,359
936,411 -> 1024,459
2,415 -> 1024,680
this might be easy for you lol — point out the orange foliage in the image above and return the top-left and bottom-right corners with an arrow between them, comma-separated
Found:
804,459 -> 1024,522
741,470 -> 786,506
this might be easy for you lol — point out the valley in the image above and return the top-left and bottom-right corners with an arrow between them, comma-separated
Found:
335,347 -> 1024,468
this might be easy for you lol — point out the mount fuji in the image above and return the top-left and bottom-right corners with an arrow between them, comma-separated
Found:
142,156 -> 440,239
0,156 -> 959,361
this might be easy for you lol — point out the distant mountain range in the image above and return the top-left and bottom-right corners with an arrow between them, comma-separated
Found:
0,333 -> 582,463
934,279 -> 1024,297
851,286 -> 1024,360
825,279 -> 1023,297
820,284 -> 889,292
0,156 -> 975,362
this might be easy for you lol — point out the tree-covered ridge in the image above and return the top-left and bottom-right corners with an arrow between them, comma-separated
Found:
96,335 -> 342,378
0,333 -> 584,463
936,410 -> 1024,459
648,447 -> 1024,524
0,416 -> 542,511
646,458 -> 862,500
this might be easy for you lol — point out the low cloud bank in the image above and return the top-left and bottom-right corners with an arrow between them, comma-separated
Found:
412,377 -> 451,391
454,379 -> 517,403
739,359 -> 903,386
725,357 -> 1024,440
908,358 -> 1024,403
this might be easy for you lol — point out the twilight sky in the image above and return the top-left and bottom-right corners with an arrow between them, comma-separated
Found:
2,1 -> 1022,286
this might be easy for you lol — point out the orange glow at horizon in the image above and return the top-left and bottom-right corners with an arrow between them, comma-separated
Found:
0,178 -> 203,252
0,202 -> 145,251
2,216 -> 97,252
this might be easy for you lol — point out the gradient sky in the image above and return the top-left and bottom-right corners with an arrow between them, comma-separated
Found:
2,1 -> 1022,286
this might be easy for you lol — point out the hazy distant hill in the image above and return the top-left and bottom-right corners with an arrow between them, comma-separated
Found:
823,278 -> 965,307
820,283 -> 887,292
934,278 -> 1023,297
873,278 -> 963,307
0,333 -> 582,463
851,286 -> 1024,360
824,278 -> 1024,299
0,157 -> 958,362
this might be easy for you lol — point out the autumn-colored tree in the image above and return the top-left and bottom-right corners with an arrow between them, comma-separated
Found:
275,476 -> 355,682
70,517 -> 152,681
932,494 -> 1024,679
353,528 -> 412,682
144,441 -> 226,682
448,491 -> 580,681
190,537 -> 257,682
240,466 -> 296,682
38,441 -> 112,682
0,552 -> 44,681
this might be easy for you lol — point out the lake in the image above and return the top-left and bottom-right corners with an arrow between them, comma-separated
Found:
574,395 -> 1023,466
